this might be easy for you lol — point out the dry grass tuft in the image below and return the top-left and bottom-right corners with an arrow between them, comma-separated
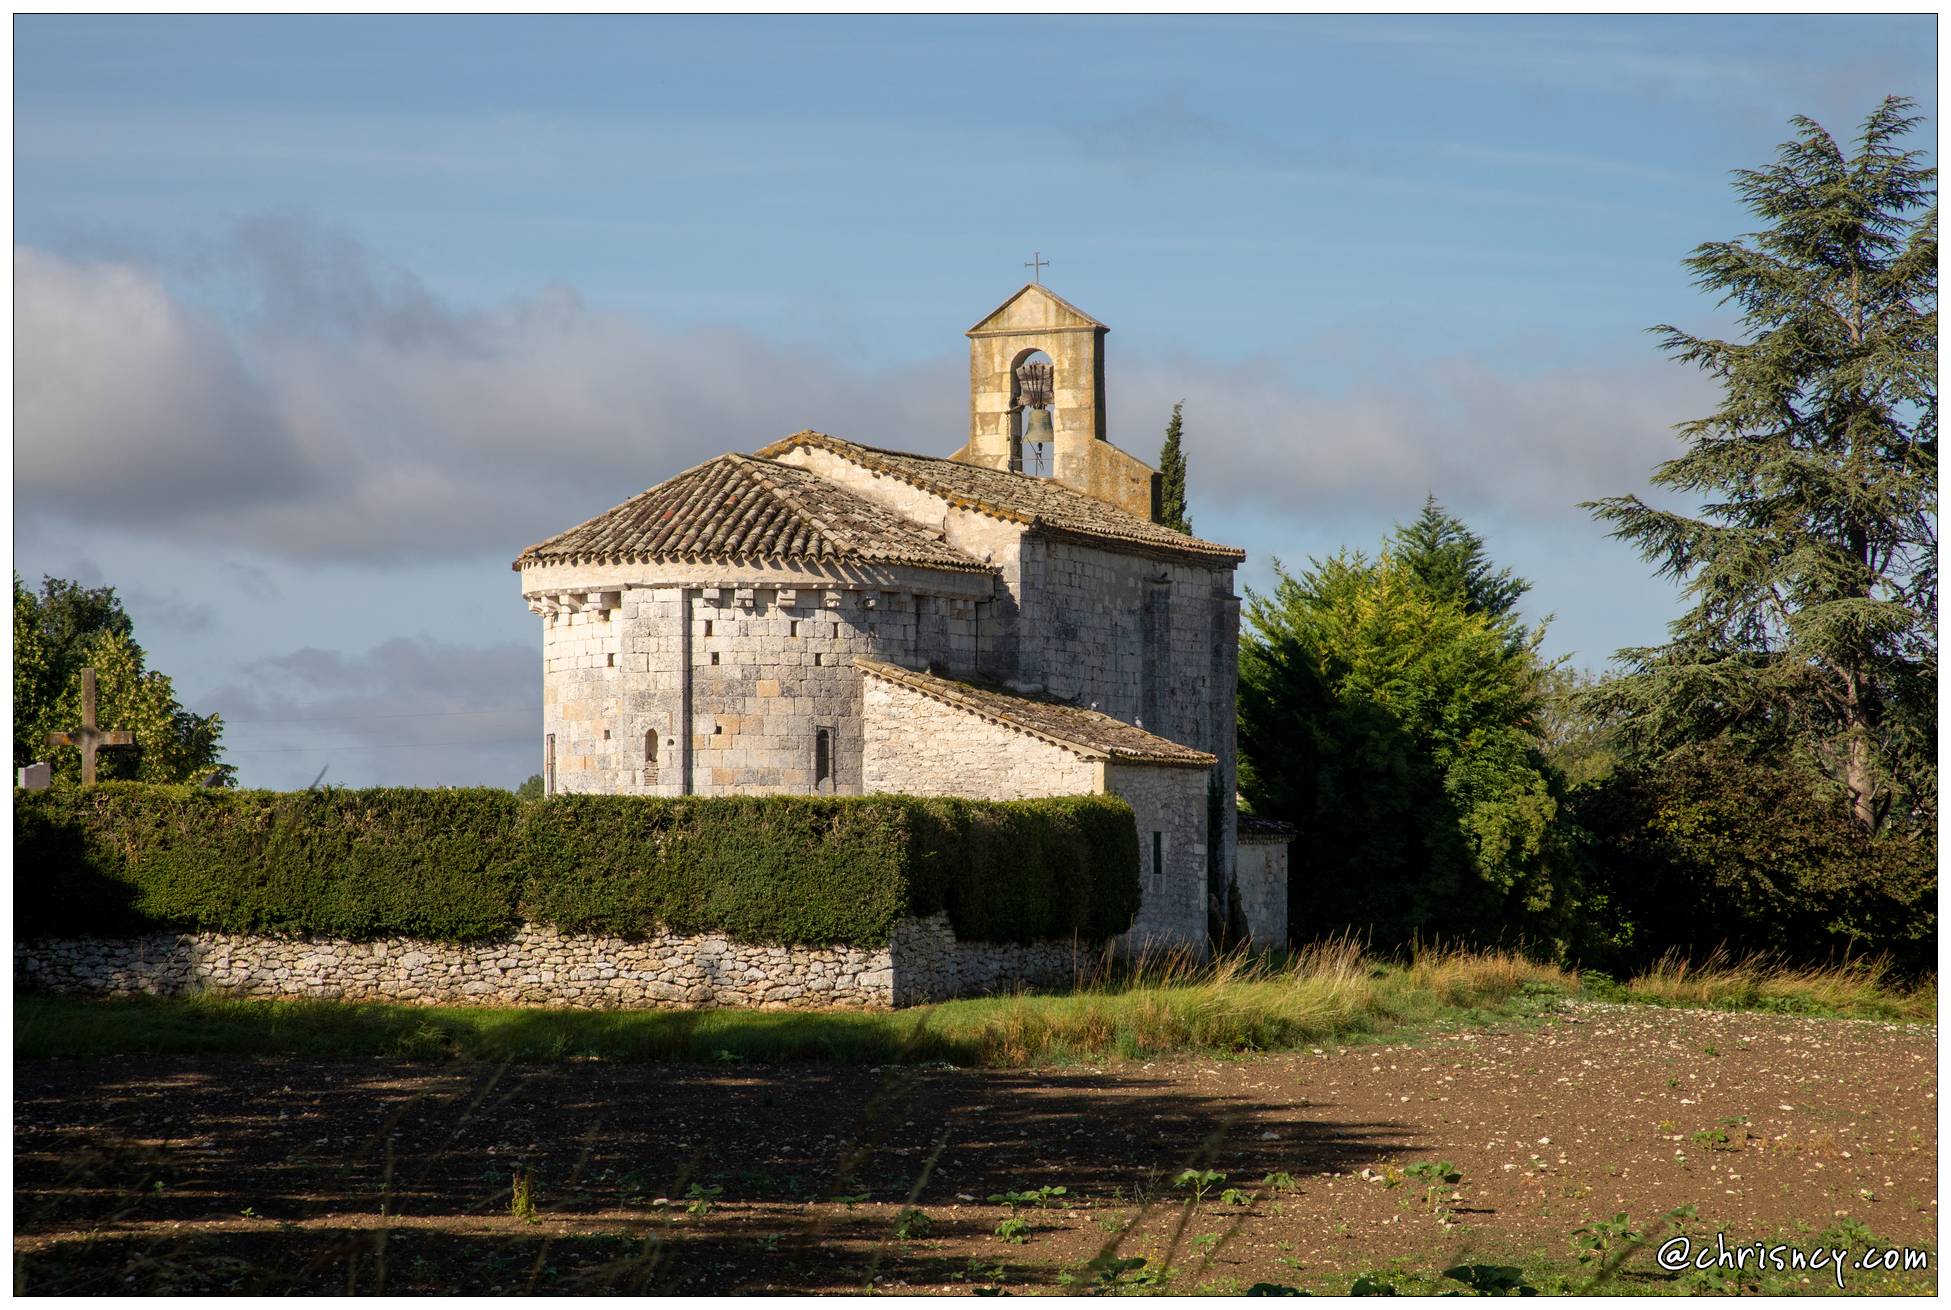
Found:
1620,949 -> 1934,1024
935,935 -> 1568,1067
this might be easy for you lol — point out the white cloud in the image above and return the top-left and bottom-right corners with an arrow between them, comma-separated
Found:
205,636 -> 539,790
16,219 -> 962,562
17,216 -> 1711,569
1111,347 -> 1716,519
15,246 -> 315,522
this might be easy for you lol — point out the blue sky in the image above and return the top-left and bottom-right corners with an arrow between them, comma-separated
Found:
12,14 -> 1936,788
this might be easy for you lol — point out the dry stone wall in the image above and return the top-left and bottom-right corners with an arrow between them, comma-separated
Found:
16,914 -> 1093,1012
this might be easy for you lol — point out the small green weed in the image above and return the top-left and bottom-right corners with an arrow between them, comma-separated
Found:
986,1183 -> 1067,1210
1444,1263 -> 1537,1295
509,1167 -> 537,1223
1174,1169 -> 1226,1204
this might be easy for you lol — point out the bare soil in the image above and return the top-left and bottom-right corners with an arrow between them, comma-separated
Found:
14,1002 -> 1935,1294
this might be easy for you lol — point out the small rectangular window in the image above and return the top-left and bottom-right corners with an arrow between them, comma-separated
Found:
710,651 -> 720,665
703,620 -> 714,637
1152,831 -> 1163,883
815,727 -> 832,793
789,620 -> 800,637
545,733 -> 556,797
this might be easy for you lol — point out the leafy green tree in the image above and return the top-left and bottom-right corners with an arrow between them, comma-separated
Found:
1157,400 -> 1192,533
13,574 -> 232,785
1575,737 -> 1935,971
1532,666 -> 1618,791
515,773 -> 544,801
1238,547 -> 1578,948
1391,495 -> 1529,620
1582,98 -> 1937,833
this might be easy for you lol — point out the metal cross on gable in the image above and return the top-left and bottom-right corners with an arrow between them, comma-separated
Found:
1025,251 -> 1049,284
46,666 -> 137,785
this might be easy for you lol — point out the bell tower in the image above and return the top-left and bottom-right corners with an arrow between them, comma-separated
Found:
954,282 -> 1161,520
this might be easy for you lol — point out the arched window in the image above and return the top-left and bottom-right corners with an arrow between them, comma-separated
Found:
1010,350 -> 1055,478
814,727 -> 832,793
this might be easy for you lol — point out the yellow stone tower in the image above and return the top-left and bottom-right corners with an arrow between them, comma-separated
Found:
953,283 -> 1161,520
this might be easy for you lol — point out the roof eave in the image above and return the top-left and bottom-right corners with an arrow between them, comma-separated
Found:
856,658 -> 1214,768
965,282 -> 1109,335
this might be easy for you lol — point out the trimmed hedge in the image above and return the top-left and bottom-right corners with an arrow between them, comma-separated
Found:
15,784 -> 1140,948
15,786 -> 527,942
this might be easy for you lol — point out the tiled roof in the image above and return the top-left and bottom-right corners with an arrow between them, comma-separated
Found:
514,454 -> 991,574
757,431 -> 1247,566
857,658 -> 1216,767
1237,813 -> 1298,842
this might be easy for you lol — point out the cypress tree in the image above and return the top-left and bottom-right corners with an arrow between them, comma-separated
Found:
1157,400 -> 1192,533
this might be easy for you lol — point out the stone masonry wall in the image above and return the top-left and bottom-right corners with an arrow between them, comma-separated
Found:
861,675 -> 1100,798
1235,837 -> 1289,950
1021,539 -> 1240,899
889,915 -> 1087,1006
541,578 -> 983,797
17,914 -> 1093,1012
861,674 -> 1209,955
1104,762 -> 1211,955
768,445 -> 1028,683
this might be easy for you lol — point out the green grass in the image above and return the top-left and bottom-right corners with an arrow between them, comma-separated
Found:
14,941 -> 1568,1067
16,941 -> 1932,1068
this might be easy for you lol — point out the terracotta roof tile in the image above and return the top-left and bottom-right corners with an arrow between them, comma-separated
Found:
857,658 -> 1215,767
515,454 -> 991,574
757,431 -> 1246,566
1237,814 -> 1298,841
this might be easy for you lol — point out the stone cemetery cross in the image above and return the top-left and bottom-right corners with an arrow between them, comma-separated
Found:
46,667 -> 136,784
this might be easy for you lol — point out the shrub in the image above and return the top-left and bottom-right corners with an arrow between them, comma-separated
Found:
1573,741 -> 1936,972
519,793 -> 917,945
15,784 -> 1141,948
15,784 -> 525,940
905,795 -> 1140,944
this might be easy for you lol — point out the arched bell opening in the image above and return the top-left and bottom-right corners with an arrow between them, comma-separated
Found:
1008,348 -> 1055,478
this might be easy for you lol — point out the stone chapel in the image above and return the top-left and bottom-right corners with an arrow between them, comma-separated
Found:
515,284 -> 1289,951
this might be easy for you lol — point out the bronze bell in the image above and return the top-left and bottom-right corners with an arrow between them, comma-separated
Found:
1021,407 -> 1055,444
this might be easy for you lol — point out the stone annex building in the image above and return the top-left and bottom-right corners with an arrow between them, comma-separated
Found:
516,284 -> 1289,952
